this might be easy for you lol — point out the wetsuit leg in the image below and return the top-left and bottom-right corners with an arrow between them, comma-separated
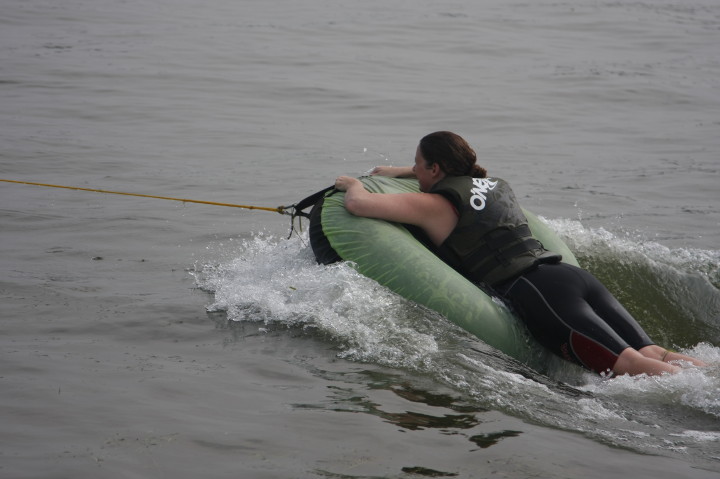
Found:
578,268 -> 654,351
496,263 -> 653,373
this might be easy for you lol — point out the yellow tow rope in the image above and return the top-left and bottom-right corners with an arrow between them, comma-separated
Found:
0,179 -> 292,215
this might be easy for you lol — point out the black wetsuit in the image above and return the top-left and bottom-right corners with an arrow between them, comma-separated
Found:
494,263 -> 653,373
431,176 -> 654,374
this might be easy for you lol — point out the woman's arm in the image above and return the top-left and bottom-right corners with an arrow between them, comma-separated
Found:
335,176 -> 422,221
334,176 -> 457,246
370,166 -> 415,178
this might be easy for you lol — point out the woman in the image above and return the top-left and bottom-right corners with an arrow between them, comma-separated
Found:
334,131 -> 706,376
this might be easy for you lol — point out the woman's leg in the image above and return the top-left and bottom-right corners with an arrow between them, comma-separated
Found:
613,347 -> 680,376
638,344 -> 707,367
499,264 -> 704,376
498,265 -> 634,374
573,265 -> 707,372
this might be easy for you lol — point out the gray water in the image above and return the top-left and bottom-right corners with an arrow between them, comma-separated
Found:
2,0 -> 720,477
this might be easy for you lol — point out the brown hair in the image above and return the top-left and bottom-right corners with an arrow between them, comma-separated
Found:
418,131 -> 487,178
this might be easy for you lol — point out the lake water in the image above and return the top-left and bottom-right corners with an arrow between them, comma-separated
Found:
1,0 -> 719,477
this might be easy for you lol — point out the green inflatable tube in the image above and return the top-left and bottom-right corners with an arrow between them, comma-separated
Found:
317,176 -> 579,362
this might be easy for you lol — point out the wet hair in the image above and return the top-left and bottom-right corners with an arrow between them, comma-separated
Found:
418,131 -> 487,178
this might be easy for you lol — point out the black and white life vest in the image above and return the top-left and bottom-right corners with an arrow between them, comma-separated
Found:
430,176 -> 561,286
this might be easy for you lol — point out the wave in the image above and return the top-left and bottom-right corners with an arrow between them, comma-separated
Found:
545,217 -> 720,347
193,223 -> 720,466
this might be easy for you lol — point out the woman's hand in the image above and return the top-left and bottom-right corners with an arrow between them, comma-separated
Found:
335,176 -> 370,216
370,166 -> 415,178
334,175 -> 362,192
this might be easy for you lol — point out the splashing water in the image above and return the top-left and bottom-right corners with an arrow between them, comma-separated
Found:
195,233 -> 444,370
194,224 -> 720,466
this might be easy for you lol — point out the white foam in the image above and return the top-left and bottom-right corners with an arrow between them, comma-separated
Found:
542,216 -> 720,286
195,233 -> 442,370
194,231 -> 720,461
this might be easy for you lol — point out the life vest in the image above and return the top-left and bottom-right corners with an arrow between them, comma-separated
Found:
430,176 -> 561,286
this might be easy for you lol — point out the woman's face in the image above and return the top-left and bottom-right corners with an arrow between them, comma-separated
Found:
412,146 -> 438,192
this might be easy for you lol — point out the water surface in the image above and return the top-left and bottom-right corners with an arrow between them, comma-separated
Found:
1,0 -> 719,477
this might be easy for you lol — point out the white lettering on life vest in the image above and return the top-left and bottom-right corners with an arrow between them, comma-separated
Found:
469,178 -> 498,211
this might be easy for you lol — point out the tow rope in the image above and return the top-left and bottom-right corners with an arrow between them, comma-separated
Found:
1,178 -> 337,239
0,178 -> 293,214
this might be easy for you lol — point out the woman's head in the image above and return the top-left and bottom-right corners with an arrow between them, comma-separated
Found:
418,131 -> 487,179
